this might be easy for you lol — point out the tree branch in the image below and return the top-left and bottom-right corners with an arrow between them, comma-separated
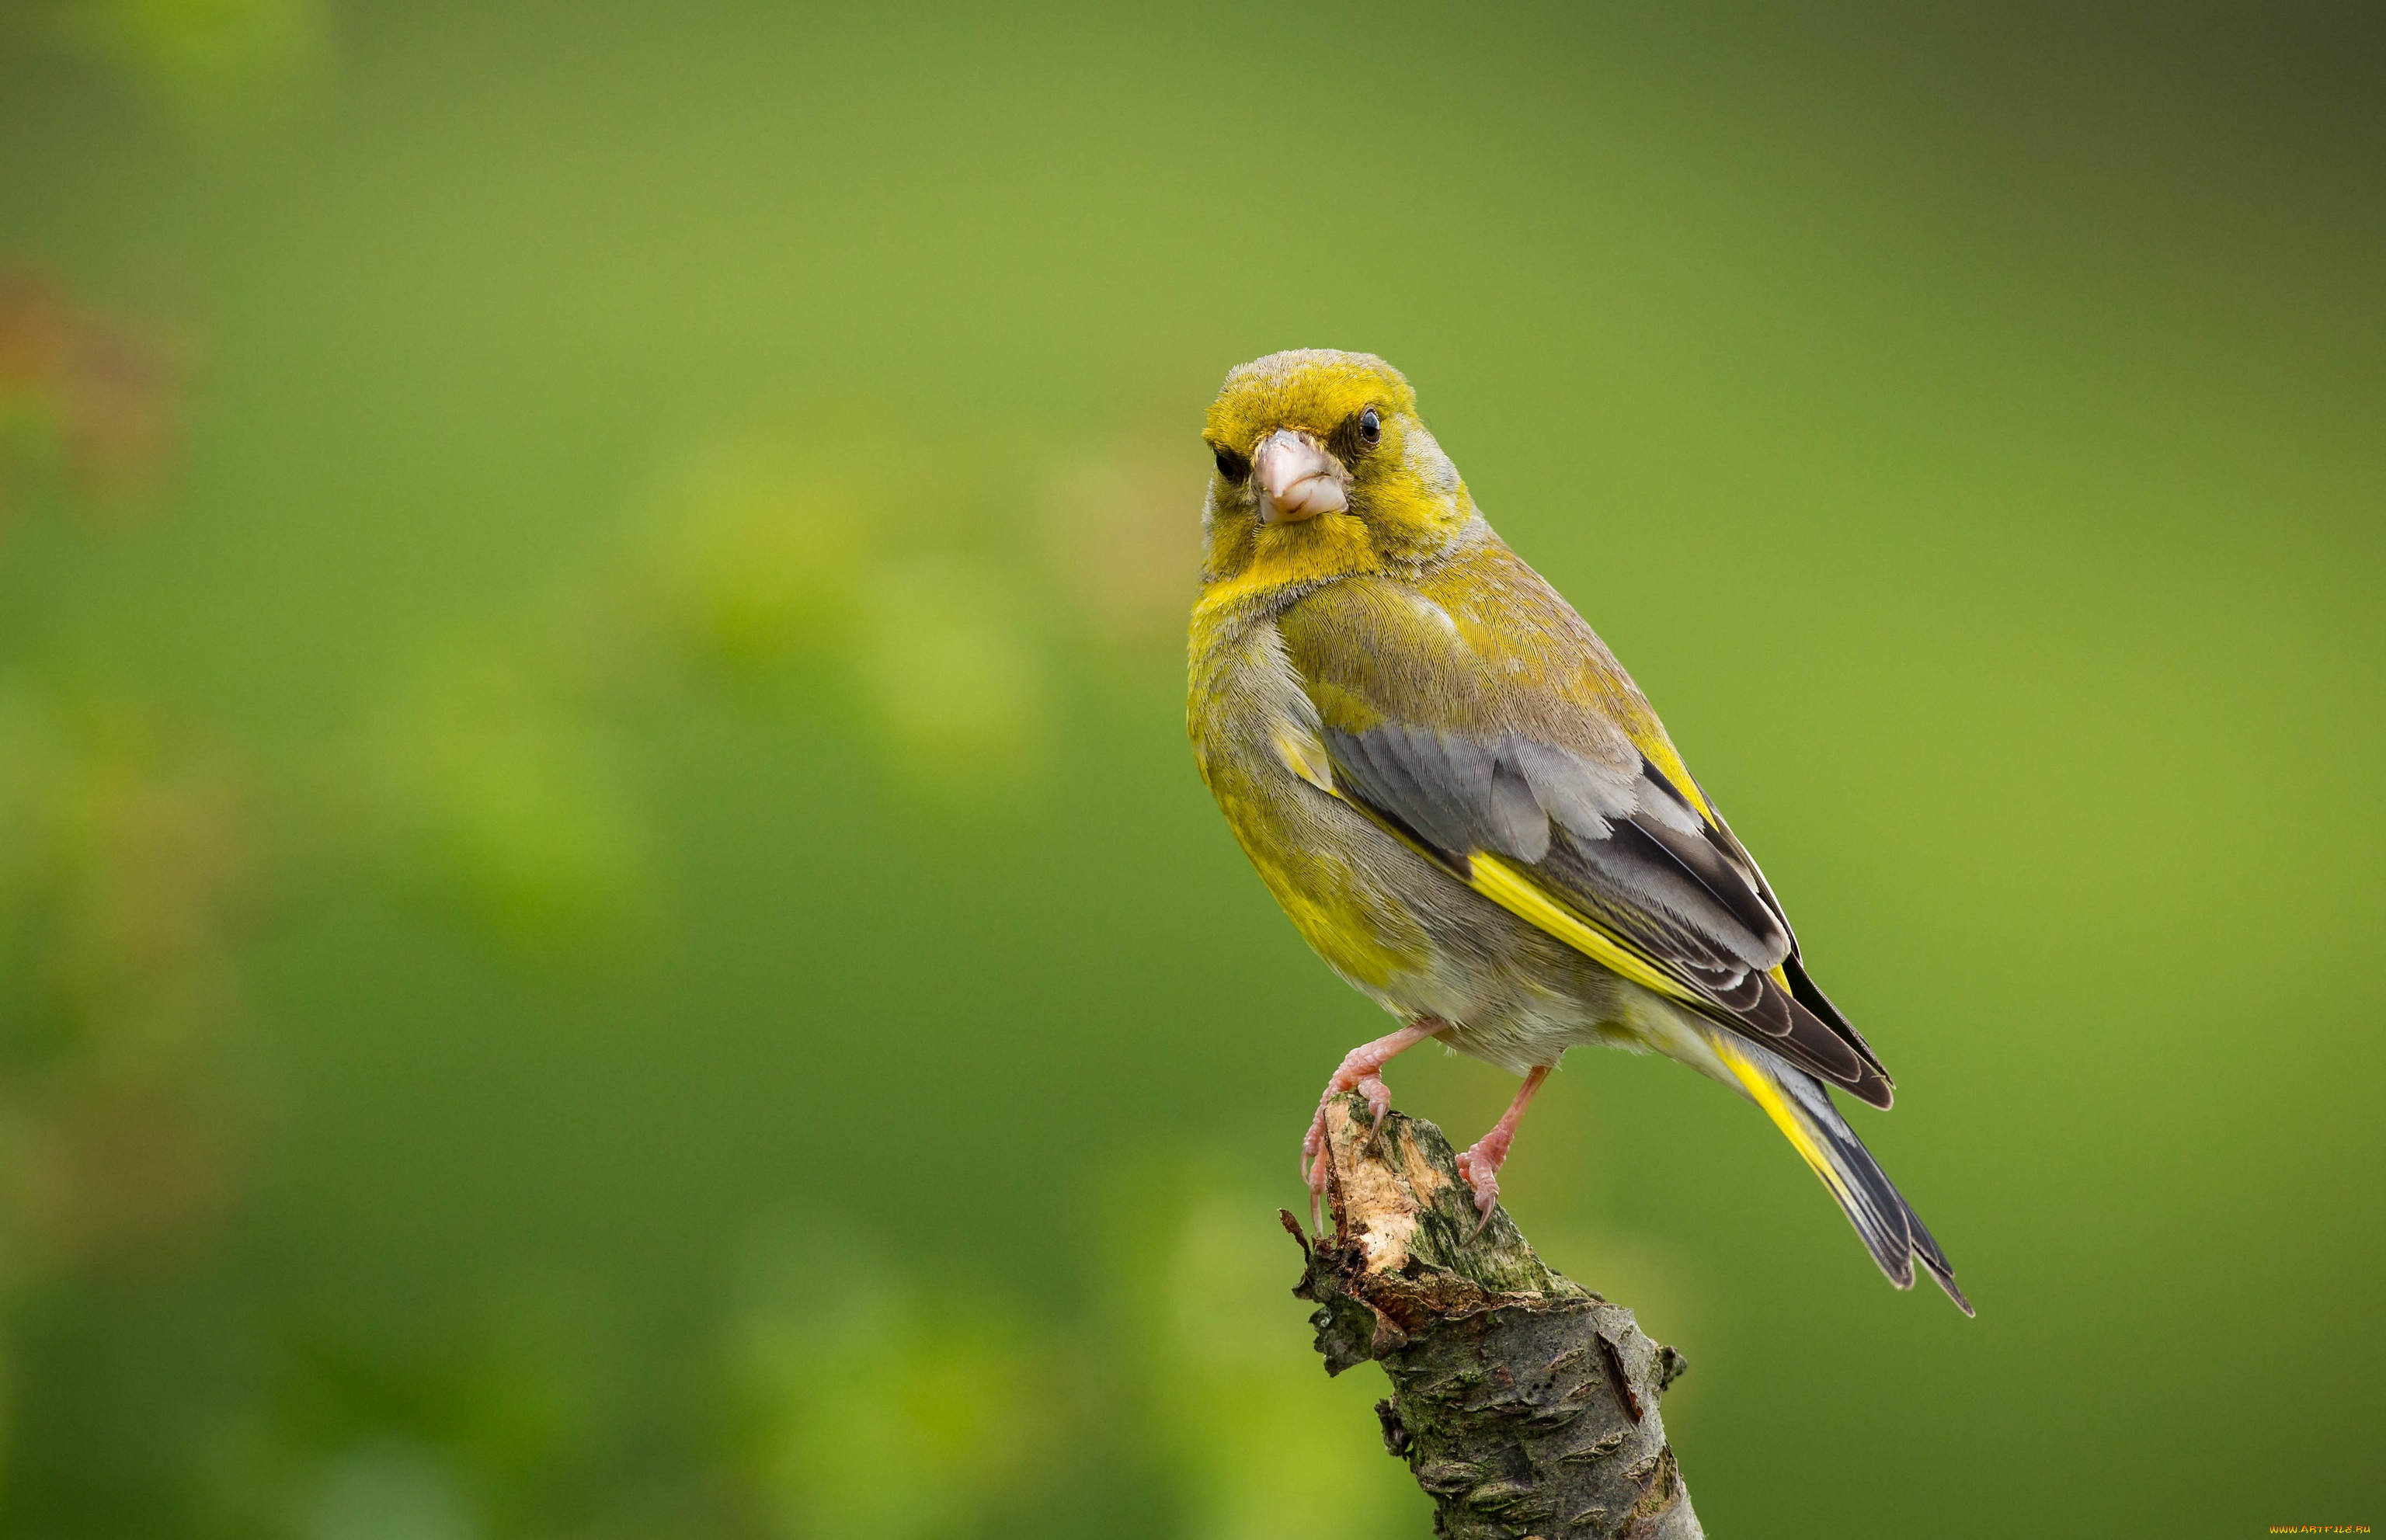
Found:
1287,1093 -> 1702,1539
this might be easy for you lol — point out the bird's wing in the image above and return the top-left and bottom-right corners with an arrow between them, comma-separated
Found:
1274,548 -> 1894,1107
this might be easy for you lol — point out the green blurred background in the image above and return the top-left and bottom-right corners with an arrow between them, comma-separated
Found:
0,2 -> 2379,1535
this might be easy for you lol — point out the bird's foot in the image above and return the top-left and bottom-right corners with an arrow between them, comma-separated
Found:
1300,1022 -> 1441,1229
1454,1065 -> 1552,1243
1302,1073 -> 1391,1226
1454,1132 -> 1513,1242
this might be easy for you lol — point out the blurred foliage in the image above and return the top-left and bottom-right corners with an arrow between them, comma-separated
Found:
1103,1165 -> 1428,1540
0,281 -> 246,1306
0,274 -> 180,518
4,0 -> 326,120
0,683 -> 252,1279
346,412 -> 1188,953
0,2 -> 2379,1537
722,1241 -> 1054,1540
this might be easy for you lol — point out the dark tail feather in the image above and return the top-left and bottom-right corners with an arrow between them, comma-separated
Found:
1721,1038 -> 1974,1316
1901,1197 -> 1974,1315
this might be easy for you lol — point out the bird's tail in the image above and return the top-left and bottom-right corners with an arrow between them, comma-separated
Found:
1710,1034 -> 1973,1315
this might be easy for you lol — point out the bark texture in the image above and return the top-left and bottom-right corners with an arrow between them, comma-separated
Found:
1289,1094 -> 1702,1539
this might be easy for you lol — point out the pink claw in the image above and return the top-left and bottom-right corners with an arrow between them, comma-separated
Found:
1454,1142 -> 1505,1219
1300,1023 -> 1440,1228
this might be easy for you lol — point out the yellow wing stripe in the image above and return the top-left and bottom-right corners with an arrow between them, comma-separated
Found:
1712,1037 -> 1855,1207
1271,728 -> 1336,794
1466,853 -> 1701,1007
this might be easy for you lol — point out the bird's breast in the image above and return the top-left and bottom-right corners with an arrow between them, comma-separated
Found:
1188,609 -> 1435,993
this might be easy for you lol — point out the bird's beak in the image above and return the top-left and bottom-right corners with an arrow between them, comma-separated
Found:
1253,429 -> 1350,523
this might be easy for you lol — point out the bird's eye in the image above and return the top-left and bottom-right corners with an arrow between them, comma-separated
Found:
1358,406 -> 1382,447
1212,444 -> 1250,482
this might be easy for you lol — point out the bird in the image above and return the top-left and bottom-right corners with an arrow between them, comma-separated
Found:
1186,349 -> 1970,1312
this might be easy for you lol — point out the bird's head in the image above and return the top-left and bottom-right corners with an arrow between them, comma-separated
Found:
1198,349 -> 1473,596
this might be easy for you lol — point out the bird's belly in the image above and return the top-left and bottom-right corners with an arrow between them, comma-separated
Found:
1380,876 -> 1653,1076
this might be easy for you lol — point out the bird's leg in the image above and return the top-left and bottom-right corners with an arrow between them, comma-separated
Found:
1303,1020 -> 1441,1226
1456,1065 -> 1552,1241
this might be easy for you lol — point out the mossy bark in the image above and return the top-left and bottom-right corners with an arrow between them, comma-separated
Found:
1289,1095 -> 1702,1539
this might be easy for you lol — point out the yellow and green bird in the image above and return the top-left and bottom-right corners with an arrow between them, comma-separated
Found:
1187,349 -> 1969,1312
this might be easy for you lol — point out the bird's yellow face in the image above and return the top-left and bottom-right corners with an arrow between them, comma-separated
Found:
1197,349 -> 1473,601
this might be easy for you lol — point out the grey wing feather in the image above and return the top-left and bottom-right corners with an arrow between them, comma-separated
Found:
1320,721 -> 1895,1107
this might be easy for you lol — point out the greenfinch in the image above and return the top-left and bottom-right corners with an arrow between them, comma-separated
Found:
1188,349 -> 1969,1312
